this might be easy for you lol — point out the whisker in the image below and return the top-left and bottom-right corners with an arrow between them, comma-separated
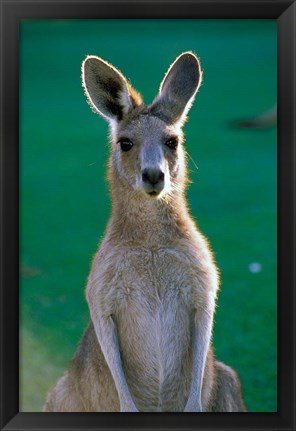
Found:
186,151 -> 199,172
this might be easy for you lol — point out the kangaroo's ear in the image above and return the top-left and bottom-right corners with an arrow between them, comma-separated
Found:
150,52 -> 202,124
82,56 -> 143,122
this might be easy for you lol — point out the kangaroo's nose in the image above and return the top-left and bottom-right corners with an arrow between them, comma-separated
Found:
142,168 -> 164,186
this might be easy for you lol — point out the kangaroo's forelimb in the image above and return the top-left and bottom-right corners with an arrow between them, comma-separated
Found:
184,306 -> 214,412
87,287 -> 138,412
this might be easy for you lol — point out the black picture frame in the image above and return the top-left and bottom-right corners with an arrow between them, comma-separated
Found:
0,1 -> 295,430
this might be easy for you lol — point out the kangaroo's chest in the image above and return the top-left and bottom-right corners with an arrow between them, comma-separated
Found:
113,246 -> 196,306
111,246 -> 198,411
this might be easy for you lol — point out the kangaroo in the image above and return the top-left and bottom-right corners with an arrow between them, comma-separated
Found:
43,52 -> 247,412
233,105 -> 277,129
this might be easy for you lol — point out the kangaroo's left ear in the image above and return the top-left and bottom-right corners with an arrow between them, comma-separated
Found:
150,52 -> 202,125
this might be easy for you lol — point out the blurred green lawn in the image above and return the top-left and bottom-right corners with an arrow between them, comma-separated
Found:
20,19 -> 277,412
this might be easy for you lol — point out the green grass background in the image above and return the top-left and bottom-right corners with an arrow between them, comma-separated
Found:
20,19 -> 277,412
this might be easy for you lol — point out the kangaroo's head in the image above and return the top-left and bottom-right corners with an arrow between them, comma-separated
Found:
82,52 -> 202,201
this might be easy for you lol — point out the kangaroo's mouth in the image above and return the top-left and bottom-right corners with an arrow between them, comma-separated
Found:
142,182 -> 164,198
145,187 -> 165,199
148,191 -> 159,197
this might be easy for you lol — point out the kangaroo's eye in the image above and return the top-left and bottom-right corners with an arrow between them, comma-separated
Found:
165,137 -> 178,150
118,139 -> 134,152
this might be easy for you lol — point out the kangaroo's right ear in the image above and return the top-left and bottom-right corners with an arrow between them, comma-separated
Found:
82,56 -> 143,122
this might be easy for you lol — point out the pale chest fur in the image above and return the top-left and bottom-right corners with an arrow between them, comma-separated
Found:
88,241 -> 218,411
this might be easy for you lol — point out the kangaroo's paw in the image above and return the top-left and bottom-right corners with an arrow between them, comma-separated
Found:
184,399 -> 202,412
120,400 -> 139,413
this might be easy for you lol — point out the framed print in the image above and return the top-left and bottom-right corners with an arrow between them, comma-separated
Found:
0,1 -> 295,430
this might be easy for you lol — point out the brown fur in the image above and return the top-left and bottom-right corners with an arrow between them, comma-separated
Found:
43,52 -> 247,412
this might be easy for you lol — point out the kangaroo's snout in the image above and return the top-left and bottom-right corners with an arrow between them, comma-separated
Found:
141,167 -> 165,196
142,168 -> 164,186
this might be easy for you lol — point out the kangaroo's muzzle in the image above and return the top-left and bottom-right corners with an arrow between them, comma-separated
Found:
142,168 -> 165,196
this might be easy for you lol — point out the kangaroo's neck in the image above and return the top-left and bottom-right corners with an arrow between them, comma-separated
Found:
106,180 -> 195,246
